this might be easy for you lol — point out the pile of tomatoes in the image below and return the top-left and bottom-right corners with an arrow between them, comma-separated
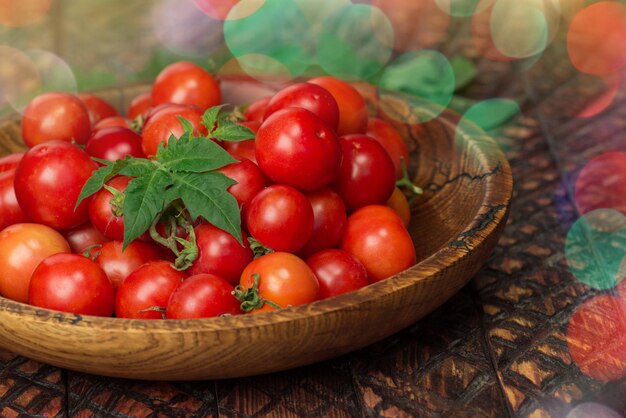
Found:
0,61 -> 417,319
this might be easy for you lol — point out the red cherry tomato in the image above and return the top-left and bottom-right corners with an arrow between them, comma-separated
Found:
29,253 -> 114,317
115,260 -> 186,319
306,249 -> 369,299
217,158 -> 266,220
0,152 -> 23,173
93,116 -> 132,132
95,240 -> 162,289
256,107 -> 341,191
77,93 -> 120,126
88,176 -> 131,241
340,207 -> 416,282
246,184 -> 314,253
141,104 -> 207,156
244,96 -> 271,122
14,141 -> 98,230
366,118 -> 409,179
127,92 -> 153,120
263,83 -> 339,130
21,92 -> 91,147
188,223 -> 254,286
85,126 -> 145,162
152,61 -> 221,110
333,134 -> 396,212
348,204 -> 405,226
309,76 -> 368,136
166,273 -> 241,319
239,252 -> 319,313
63,222 -> 109,254
0,223 -> 70,303
298,188 -> 347,259
0,170 -> 29,230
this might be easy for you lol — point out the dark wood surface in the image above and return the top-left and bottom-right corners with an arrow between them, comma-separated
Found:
2,23 -> 626,418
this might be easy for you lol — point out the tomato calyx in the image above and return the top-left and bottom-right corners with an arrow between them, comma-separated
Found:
248,237 -> 274,258
103,184 -> 125,217
130,115 -> 145,134
202,105 -> 255,142
149,204 -> 198,271
139,305 -> 167,319
82,243 -> 103,261
395,158 -> 423,203
232,274 -> 281,312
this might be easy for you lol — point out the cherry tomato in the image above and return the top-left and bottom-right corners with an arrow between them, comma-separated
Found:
366,118 -> 409,179
166,273 -> 240,319
263,83 -> 339,130
14,141 -> 98,230
239,252 -> 319,312
29,253 -> 114,317
21,92 -> 91,147
152,61 -> 221,110
89,176 -> 131,241
349,204 -> 405,226
244,96 -> 271,122
0,223 -> 70,303
386,188 -> 411,227
0,152 -> 23,173
217,158 -> 266,220
309,76 -> 368,136
0,170 -> 29,230
298,188 -> 347,259
246,185 -> 314,253
85,126 -> 145,162
256,107 -> 341,191
115,260 -> 186,319
141,104 -> 207,156
333,134 -> 396,212
127,92 -> 152,120
77,93 -> 120,126
306,249 -> 369,299
95,240 -> 162,289
93,116 -> 132,132
63,222 -> 109,254
340,208 -> 416,282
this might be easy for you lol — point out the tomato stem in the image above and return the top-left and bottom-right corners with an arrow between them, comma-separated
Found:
232,273 -> 281,312
139,305 -> 167,319
396,157 -> 423,203
248,237 -> 274,259
130,115 -> 144,134
148,206 -> 198,271
82,244 -> 102,261
104,184 -> 125,217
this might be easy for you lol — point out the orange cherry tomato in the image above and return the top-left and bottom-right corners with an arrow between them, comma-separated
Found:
385,188 -> 411,227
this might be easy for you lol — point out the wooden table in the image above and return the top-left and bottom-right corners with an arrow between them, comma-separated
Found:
1,30 -> 625,418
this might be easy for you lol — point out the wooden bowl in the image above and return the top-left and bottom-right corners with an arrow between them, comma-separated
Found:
0,81 -> 512,380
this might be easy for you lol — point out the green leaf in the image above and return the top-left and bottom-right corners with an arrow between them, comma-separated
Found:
172,171 -> 242,244
157,131 -> 236,173
201,105 -> 255,142
462,99 -> 521,131
75,164 -> 116,209
119,159 -> 155,177
201,105 -> 227,133
451,56 -> 477,91
177,116 -> 195,134
122,169 -> 174,248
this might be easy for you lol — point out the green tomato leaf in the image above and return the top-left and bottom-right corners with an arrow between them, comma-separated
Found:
177,116 -> 195,134
451,56 -> 477,91
156,130 -> 236,173
122,169 -> 173,248
212,122 -> 255,142
172,171 -> 242,244
201,104 -> 228,133
462,98 -> 521,131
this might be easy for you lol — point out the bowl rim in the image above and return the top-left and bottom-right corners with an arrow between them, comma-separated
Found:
0,93 -> 513,333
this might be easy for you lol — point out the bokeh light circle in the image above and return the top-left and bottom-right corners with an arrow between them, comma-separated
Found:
575,152 -> 626,216
568,1 -> 626,75
379,50 -> 455,121
192,0 -> 240,20
317,4 -> 394,81
0,0 -> 51,27
565,208 -> 626,290
566,402 -> 624,418
372,0 -> 450,51
577,74 -> 619,118
434,0 -> 496,17
462,98 -> 520,131
224,0 -> 264,20
219,54 -> 293,86
0,46 -> 39,111
567,294 -> 626,382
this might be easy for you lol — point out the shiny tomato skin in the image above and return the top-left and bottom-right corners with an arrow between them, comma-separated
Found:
63,222 -> 109,254
96,240 -> 162,289
89,176 -> 131,241
309,76 -> 368,136
29,253 -> 114,317
349,204 -> 405,227
298,188 -> 347,259
306,249 -> 369,299
340,210 -> 416,283
239,252 -> 319,312
263,83 -> 339,131
141,104 -> 207,156
0,223 -> 70,303
0,152 -> 24,173
366,118 -> 409,179
217,158 -> 266,220
152,61 -> 221,110
21,92 -> 91,147
14,141 -> 98,230
0,170 -> 29,230
115,260 -> 186,319
93,116 -> 132,132
333,134 -> 396,212
256,107 -> 341,191
244,96 -> 271,122
77,93 -> 120,126
127,92 -> 153,120
85,127 -> 145,162
188,223 -> 254,286
246,185 -> 314,253
166,273 -> 240,319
